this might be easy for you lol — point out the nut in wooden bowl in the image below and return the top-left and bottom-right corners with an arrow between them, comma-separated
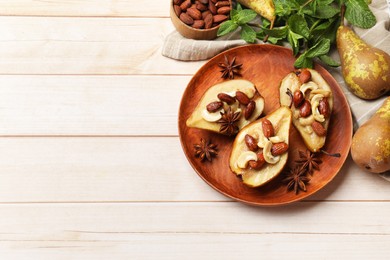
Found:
170,0 -> 232,40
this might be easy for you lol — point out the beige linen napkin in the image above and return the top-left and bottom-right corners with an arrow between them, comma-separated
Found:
163,0 -> 390,180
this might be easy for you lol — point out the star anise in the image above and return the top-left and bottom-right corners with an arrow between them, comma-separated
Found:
295,150 -> 322,175
218,55 -> 242,79
194,138 -> 218,162
282,166 -> 310,194
217,107 -> 241,136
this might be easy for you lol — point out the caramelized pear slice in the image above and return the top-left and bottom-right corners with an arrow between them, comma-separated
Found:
229,106 -> 292,188
186,80 -> 265,135
279,69 -> 333,152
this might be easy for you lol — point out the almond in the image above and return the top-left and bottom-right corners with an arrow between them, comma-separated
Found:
213,14 -> 228,23
271,142 -> 289,156
206,101 -> 223,112
245,134 -> 258,152
217,93 -> 235,104
217,6 -> 231,15
244,100 -> 256,120
209,1 -> 217,15
173,0 -> 182,5
298,69 -> 312,84
235,91 -> 250,105
195,2 -> 208,11
311,121 -> 327,136
318,97 -> 330,118
192,19 -> 205,29
200,0 -> 209,4
293,90 -> 304,108
299,100 -> 312,118
173,5 -> 182,17
202,10 -> 211,19
180,0 -> 192,11
204,13 -> 213,28
262,119 -> 274,138
215,1 -> 230,7
187,8 -> 202,20
249,153 -> 265,170
179,13 -> 194,25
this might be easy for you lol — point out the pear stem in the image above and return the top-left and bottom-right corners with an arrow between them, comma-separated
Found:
340,4 -> 346,26
263,20 -> 274,43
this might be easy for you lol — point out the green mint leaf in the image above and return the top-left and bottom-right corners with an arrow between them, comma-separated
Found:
294,55 -> 313,68
311,17 -> 340,43
319,55 -> 341,67
262,25 -> 288,38
267,36 -> 282,44
288,14 -> 310,39
345,0 -> 376,29
274,0 -> 300,17
241,24 -> 257,43
230,8 -> 239,23
288,30 -> 304,55
236,9 -> 258,25
217,21 -> 239,36
305,38 -> 330,58
236,3 -> 243,11
318,0 -> 336,5
303,5 -> 339,19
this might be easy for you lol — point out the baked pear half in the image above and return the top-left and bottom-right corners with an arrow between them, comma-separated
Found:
229,106 -> 292,188
279,69 -> 333,152
186,79 -> 265,136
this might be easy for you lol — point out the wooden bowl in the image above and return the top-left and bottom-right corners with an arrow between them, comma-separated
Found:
170,0 -> 231,40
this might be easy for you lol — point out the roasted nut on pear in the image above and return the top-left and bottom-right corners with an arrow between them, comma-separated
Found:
279,69 -> 333,152
186,79 -> 265,136
230,106 -> 292,188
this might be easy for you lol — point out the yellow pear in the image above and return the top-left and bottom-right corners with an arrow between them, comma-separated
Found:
351,97 -> 390,173
230,106 -> 292,187
186,79 -> 265,136
237,0 -> 275,24
279,69 -> 333,152
336,25 -> 390,100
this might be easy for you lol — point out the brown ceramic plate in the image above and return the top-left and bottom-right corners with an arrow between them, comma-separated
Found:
178,44 -> 352,206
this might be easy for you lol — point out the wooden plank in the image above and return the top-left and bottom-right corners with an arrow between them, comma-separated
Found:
0,75 -> 189,136
0,202 -> 389,234
0,202 -> 388,259
0,17 -> 204,75
0,233 -> 388,259
0,0 -> 170,17
0,137 -> 388,202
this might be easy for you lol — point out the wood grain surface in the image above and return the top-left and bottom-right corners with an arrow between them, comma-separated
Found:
0,0 -> 388,258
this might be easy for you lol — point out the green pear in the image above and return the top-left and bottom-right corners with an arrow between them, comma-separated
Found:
336,25 -> 390,100
351,97 -> 390,173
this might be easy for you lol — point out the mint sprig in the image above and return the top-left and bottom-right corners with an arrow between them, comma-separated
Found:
217,0 -> 376,68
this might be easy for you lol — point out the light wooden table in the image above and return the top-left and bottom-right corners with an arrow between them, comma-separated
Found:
0,0 -> 388,259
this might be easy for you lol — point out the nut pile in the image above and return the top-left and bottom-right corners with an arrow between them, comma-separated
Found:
234,118 -> 289,171
205,90 -> 257,125
291,69 -> 330,137
173,0 -> 231,29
